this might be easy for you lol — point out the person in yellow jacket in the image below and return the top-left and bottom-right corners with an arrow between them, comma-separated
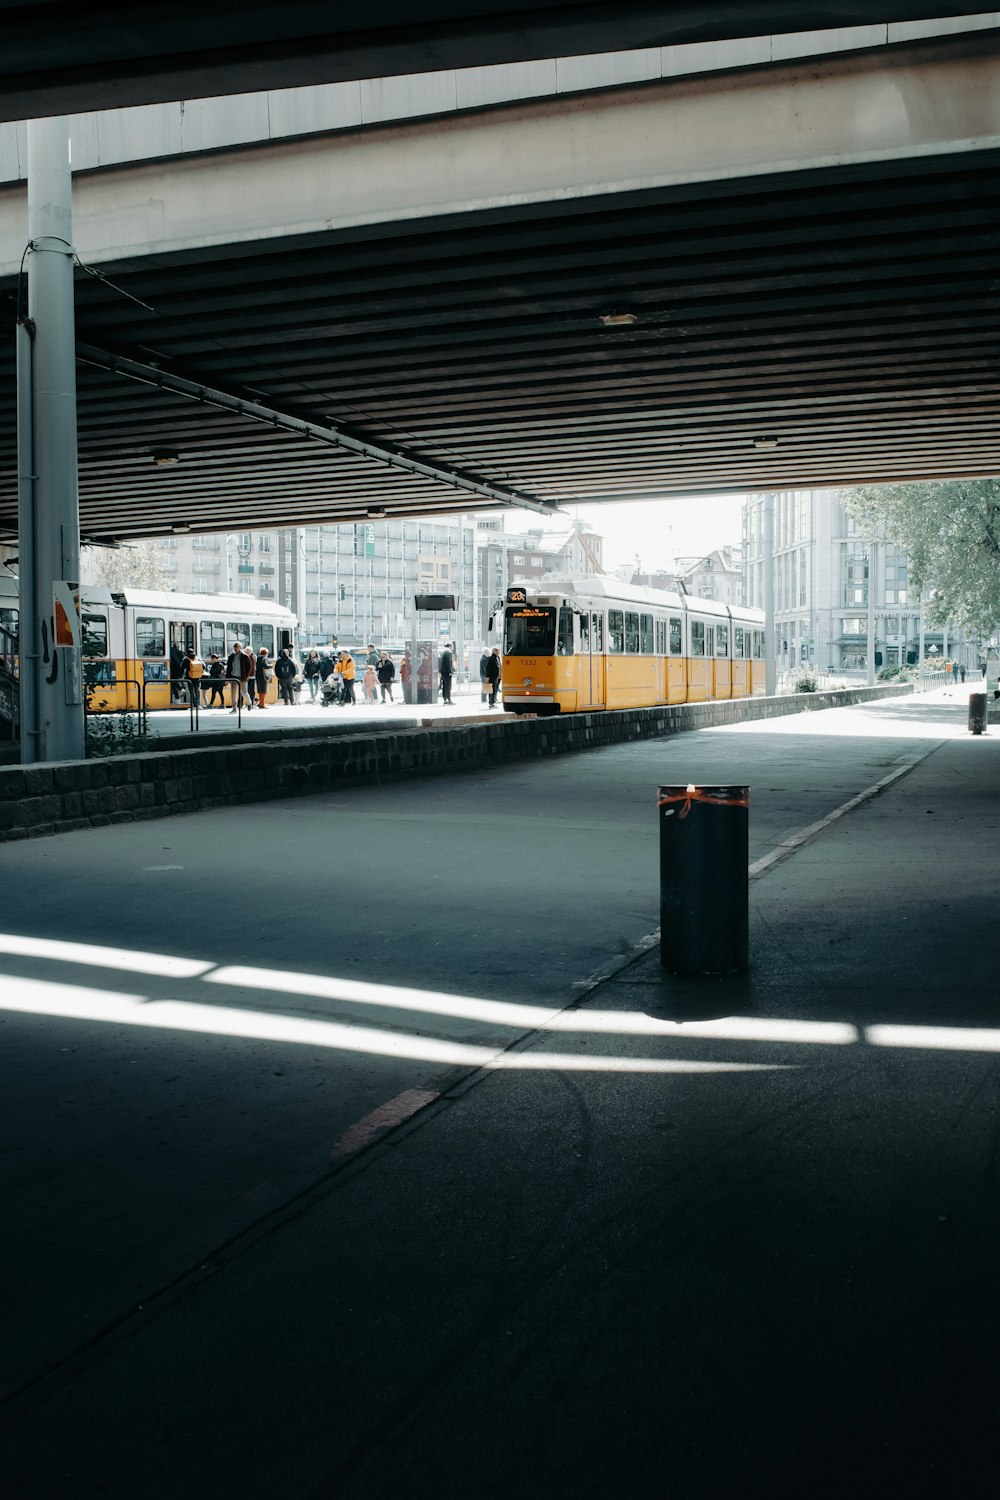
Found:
338,650 -> 356,705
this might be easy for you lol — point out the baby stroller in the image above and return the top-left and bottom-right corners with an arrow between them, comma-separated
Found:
320,671 -> 344,706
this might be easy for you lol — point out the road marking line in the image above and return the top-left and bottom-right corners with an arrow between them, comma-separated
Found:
572,743 -> 943,998
331,1087 -> 440,1160
747,747 -> 941,880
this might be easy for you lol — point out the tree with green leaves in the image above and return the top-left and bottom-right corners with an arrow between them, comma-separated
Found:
843,479 -> 1000,638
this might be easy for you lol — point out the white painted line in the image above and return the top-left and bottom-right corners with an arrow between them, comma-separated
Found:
747,747 -> 941,880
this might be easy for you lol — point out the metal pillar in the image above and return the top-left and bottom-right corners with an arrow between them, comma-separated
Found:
866,536 -> 877,686
19,118 -> 84,763
918,594 -> 925,683
763,492 -> 776,696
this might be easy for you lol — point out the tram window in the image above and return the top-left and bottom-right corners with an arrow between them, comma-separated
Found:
557,607 -> 574,656
706,625 -> 715,655
717,623 -> 729,656
81,614 -> 108,657
691,620 -> 706,657
640,614 -> 654,653
625,612 -> 640,654
655,619 -> 666,655
200,620 -> 225,658
505,605 -> 555,655
592,612 -> 604,652
227,620 -> 250,646
734,626 -> 745,658
579,613 -> 590,652
136,616 -> 165,657
608,610 -> 624,653
753,630 -> 764,659
669,617 -> 682,654
252,623 -> 274,655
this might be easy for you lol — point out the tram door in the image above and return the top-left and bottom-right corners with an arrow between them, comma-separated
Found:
169,620 -> 196,703
580,610 -> 604,709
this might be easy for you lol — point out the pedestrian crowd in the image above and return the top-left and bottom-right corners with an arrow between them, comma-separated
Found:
174,640 -> 502,712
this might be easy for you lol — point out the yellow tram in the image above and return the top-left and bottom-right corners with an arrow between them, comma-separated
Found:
76,587 -> 297,711
500,576 -> 765,714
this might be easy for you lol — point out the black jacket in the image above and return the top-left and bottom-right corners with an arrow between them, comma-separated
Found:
439,649 -> 454,676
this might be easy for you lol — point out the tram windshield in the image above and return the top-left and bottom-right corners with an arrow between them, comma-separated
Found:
504,605 -> 555,656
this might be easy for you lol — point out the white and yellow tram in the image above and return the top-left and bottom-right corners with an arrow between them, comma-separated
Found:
500,576 -> 765,714
40,587 -> 296,711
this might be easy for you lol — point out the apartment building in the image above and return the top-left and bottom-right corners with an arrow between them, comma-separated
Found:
742,489 -> 973,671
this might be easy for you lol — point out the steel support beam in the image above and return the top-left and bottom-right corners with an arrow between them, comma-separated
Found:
75,343 -> 559,519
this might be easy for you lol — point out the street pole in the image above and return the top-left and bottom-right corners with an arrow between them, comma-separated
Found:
918,593 -> 925,684
866,535 -> 877,686
763,492 -> 776,696
20,117 -> 84,763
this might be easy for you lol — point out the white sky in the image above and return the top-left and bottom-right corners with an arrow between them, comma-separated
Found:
528,493 -> 748,572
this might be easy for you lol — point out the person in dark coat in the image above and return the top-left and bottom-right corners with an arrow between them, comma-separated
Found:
254,647 -> 271,708
205,653 -> 227,707
377,652 -> 396,703
484,646 -> 502,708
275,647 -> 297,705
225,642 -> 254,713
303,649 -> 322,701
438,642 -> 455,704
479,649 -> 491,704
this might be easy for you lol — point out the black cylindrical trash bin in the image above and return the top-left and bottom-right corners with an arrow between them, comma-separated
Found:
659,784 -> 749,974
969,693 -> 987,735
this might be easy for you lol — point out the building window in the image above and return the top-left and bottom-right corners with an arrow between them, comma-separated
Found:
258,534 -> 271,552
239,579 -> 250,594
842,617 -> 867,635
512,554 -> 526,566
842,542 -> 868,606
885,547 -> 908,605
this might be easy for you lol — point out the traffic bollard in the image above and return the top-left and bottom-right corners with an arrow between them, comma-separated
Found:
659,784 -> 749,974
968,693 -> 987,735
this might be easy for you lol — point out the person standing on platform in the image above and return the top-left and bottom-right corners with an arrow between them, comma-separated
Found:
479,648 -> 491,703
960,663 -> 967,684
275,647 -> 297,706
205,653 -> 227,708
303,649 -> 322,702
179,646 -> 205,711
362,661 -> 379,704
439,642 -> 455,704
339,650 -> 356,705
226,642 -> 254,714
254,647 -> 272,708
485,646 -> 502,708
378,652 -> 396,702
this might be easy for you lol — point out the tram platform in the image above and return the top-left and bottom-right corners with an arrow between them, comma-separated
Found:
0,685 -> 997,1495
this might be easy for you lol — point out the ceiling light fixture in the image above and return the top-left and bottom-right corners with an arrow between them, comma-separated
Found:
752,436 -> 778,449
598,310 -> 638,327
366,506 -> 386,519
172,523 -> 191,534
152,448 -> 180,466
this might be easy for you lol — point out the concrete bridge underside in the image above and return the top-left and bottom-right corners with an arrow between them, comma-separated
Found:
0,1 -> 984,119
1,31 -> 999,541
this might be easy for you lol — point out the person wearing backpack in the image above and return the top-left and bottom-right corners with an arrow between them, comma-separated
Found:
180,646 -> 205,710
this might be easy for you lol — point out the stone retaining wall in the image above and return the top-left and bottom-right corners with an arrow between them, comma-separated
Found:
0,684 -> 913,843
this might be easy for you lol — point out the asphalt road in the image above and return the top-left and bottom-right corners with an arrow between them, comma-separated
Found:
1,687 -> 996,1495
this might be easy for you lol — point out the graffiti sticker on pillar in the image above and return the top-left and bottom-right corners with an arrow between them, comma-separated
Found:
52,582 -> 81,648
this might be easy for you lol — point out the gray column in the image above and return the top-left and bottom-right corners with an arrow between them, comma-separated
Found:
866,536 -> 877,686
763,492 -> 776,696
20,117 -> 84,763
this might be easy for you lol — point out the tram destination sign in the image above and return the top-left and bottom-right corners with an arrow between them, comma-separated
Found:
506,587 -> 528,604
